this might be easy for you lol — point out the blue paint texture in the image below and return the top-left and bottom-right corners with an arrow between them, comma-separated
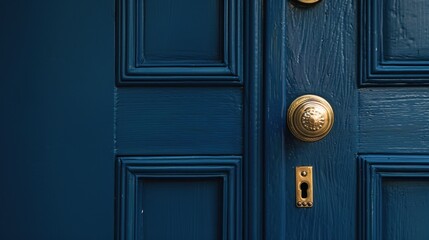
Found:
0,0 -> 114,239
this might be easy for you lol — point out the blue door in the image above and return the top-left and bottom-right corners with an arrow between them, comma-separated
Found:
2,0 -> 429,239
265,0 -> 429,239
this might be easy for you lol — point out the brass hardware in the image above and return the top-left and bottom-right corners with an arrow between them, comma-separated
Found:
287,94 -> 334,142
296,166 -> 313,208
292,0 -> 321,5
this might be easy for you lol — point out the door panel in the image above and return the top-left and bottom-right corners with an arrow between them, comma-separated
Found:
117,156 -> 241,240
360,155 -> 429,239
360,0 -> 429,84
117,0 -> 241,84
115,0 -> 262,240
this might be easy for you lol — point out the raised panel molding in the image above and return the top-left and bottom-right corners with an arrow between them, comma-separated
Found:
116,156 -> 242,240
359,155 -> 429,239
360,0 -> 429,85
117,0 -> 242,85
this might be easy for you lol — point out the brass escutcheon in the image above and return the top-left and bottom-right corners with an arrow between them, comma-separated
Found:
296,166 -> 313,208
287,94 -> 334,142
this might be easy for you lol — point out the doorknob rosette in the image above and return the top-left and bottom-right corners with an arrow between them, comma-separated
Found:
287,95 -> 334,142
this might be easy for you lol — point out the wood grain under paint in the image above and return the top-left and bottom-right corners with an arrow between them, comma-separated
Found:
359,88 -> 429,153
383,0 -> 429,60
115,88 -> 242,155
265,0 -> 358,239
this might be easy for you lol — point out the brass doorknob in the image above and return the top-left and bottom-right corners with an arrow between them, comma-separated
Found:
293,0 -> 321,5
287,95 -> 334,142
291,0 -> 322,6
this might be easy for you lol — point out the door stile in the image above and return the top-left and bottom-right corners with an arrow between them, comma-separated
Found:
243,0 -> 264,239
264,0 -> 288,239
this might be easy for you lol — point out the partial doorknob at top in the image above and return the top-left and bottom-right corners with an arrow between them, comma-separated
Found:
287,95 -> 334,142
291,0 -> 321,7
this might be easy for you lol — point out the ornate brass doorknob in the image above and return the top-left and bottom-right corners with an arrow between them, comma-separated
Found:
287,95 -> 334,142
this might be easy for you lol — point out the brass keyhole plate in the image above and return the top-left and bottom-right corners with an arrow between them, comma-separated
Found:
296,166 -> 313,208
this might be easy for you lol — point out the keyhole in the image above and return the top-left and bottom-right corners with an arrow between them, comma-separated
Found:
300,182 -> 309,199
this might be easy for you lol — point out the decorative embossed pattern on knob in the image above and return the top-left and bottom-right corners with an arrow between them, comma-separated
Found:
287,95 -> 334,142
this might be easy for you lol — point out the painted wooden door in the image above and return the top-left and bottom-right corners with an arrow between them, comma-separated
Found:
0,0 -> 261,239
265,0 -> 429,239
114,0 -> 262,239
1,0 -> 429,240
